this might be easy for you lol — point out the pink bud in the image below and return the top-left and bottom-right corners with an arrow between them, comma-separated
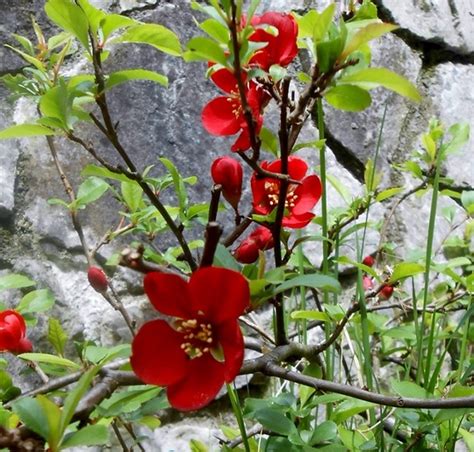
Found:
87,266 -> 108,293
362,275 -> 374,291
234,226 -> 274,264
211,156 -> 243,210
362,255 -> 375,267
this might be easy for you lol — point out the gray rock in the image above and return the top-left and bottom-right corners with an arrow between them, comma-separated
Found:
324,33 -> 423,181
426,62 -> 474,187
376,0 -> 474,56
0,88 -> 19,219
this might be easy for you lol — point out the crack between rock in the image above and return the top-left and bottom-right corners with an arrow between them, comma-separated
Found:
372,0 -> 474,67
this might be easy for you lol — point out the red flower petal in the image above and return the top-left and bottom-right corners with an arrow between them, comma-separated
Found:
250,13 -> 298,70
292,175 -> 322,215
217,319 -> 244,382
130,319 -> 189,386
188,267 -> 249,324
210,67 -> 240,94
144,273 -> 192,319
166,353 -> 225,411
282,211 -> 315,228
231,128 -> 252,152
202,97 -> 241,136
288,156 -> 308,181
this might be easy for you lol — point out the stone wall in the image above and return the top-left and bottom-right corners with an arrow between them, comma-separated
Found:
0,0 -> 473,449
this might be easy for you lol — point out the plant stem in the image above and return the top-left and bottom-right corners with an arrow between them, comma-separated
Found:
420,154 -> 442,386
226,383 -> 250,452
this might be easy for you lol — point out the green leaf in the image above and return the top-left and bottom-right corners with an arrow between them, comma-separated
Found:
59,367 -> 100,436
339,67 -> 421,101
117,24 -> 181,56
61,424 -> 109,449
97,386 -> 161,417
18,353 -> 80,370
324,84 -> 371,112
84,344 -> 131,365
4,45 -> 46,71
298,5 -> 336,42
443,122 -> 470,155
159,157 -> 189,215
213,244 -> 241,271
12,397 -> 50,440
0,124 -> 58,139
364,158 -> 382,192
75,177 -> 110,208
461,190 -> 474,215
310,420 -> 338,445
198,19 -> 229,43
121,180 -> 143,213
105,69 -> 168,90
81,164 -> 132,183
17,289 -> 55,314
341,22 -> 398,60
291,310 -> 330,322
37,395 -> 62,450
0,274 -> 35,291
101,14 -> 136,40
253,408 -> 296,436
376,186 -> 404,202
47,318 -> 68,357
389,262 -> 425,284
459,428 -> 474,451
184,37 -> 227,65
260,127 -> 279,156
275,274 -> 341,294
316,37 -> 343,72
189,439 -> 208,452
391,380 -> 431,399
45,0 -> 90,50
332,398 -> 375,423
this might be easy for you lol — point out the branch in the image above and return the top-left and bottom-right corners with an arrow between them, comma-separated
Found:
200,222 -> 223,267
229,0 -> 260,159
240,361 -> 474,409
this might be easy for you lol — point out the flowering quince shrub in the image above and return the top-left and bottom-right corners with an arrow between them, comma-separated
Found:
0,0 -> 472,450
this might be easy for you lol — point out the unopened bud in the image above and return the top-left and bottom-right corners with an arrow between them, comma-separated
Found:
87,266 -> 108,293
362,255 -> 375,267
379,284 -> 394,300
234,226 -> 274,264
211,156 -> 243,210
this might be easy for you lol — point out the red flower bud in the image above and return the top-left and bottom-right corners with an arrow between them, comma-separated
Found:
87,266 -> 108,293
379,284 -> 394,300
362,275 -> 374,291
211,156 -> 243,210
362,255 -> 375,267
0,310 -> 32,354
234,226 -> 274,264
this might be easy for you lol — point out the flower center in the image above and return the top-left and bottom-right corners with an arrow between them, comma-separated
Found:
264,181 -> 298,210
227,94 -> 243,119
175,318 -> 214,359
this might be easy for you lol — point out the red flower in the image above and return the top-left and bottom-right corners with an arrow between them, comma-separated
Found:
87,266 -> 108,293
201,68 -> 264,152
234,226 -> 274,264
0,310 -> 32,354
130,267 -> 250,411
362,255 -> 375,267
211,156 -> 243,210
251,156 -> 322,229
249,12 -> 299,70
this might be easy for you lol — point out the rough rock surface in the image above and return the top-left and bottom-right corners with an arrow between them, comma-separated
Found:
0,0 -> 473,450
